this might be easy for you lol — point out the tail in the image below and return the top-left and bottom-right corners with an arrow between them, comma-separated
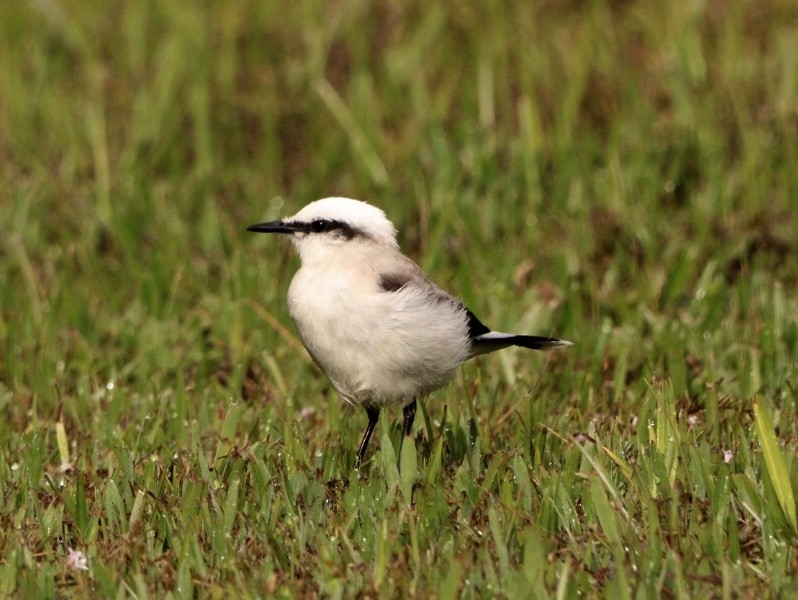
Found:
470,331 -> 573,356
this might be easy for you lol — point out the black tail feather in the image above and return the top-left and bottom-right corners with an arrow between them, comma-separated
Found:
470,331 -> 572,356
510,334 -> 571,350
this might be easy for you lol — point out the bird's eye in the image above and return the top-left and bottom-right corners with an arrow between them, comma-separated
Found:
310,220 -> 328,233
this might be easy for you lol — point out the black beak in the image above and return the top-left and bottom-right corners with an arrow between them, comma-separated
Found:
247,220 -> 297,234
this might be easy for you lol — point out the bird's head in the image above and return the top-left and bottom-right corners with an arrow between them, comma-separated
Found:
248,197 -> 398,263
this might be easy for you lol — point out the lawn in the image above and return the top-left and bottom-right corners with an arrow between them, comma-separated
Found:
1,0 -> 797,597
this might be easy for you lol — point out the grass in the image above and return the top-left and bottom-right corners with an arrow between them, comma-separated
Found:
1,0 -> 798,597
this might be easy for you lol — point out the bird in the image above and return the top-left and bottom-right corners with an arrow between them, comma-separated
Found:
248,197 -> 572,469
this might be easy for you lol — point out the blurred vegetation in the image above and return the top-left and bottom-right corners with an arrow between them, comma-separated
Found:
1,0 -> 797,597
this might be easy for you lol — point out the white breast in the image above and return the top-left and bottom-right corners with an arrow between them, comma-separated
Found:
287,260 -> 470,407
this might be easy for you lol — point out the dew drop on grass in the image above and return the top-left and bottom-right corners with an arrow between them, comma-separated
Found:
106,380 -> 115,391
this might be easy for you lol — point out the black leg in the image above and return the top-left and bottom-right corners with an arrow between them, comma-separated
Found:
398,399 -> 417,461
355,406 -> 380,470
402,399 -> 417,438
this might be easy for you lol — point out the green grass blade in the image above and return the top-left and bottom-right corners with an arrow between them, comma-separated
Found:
753,397 -> 797,531
590,477 -> 621,546
215,401 -> 243,464
399,437 -> 418,503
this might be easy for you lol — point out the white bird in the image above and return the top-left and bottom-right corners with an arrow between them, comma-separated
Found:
248,197 -> 571,468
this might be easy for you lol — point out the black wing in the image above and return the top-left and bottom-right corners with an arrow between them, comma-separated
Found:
465,308 -> 491,339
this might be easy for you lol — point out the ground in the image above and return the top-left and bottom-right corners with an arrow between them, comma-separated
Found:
1,1 -> 797,597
